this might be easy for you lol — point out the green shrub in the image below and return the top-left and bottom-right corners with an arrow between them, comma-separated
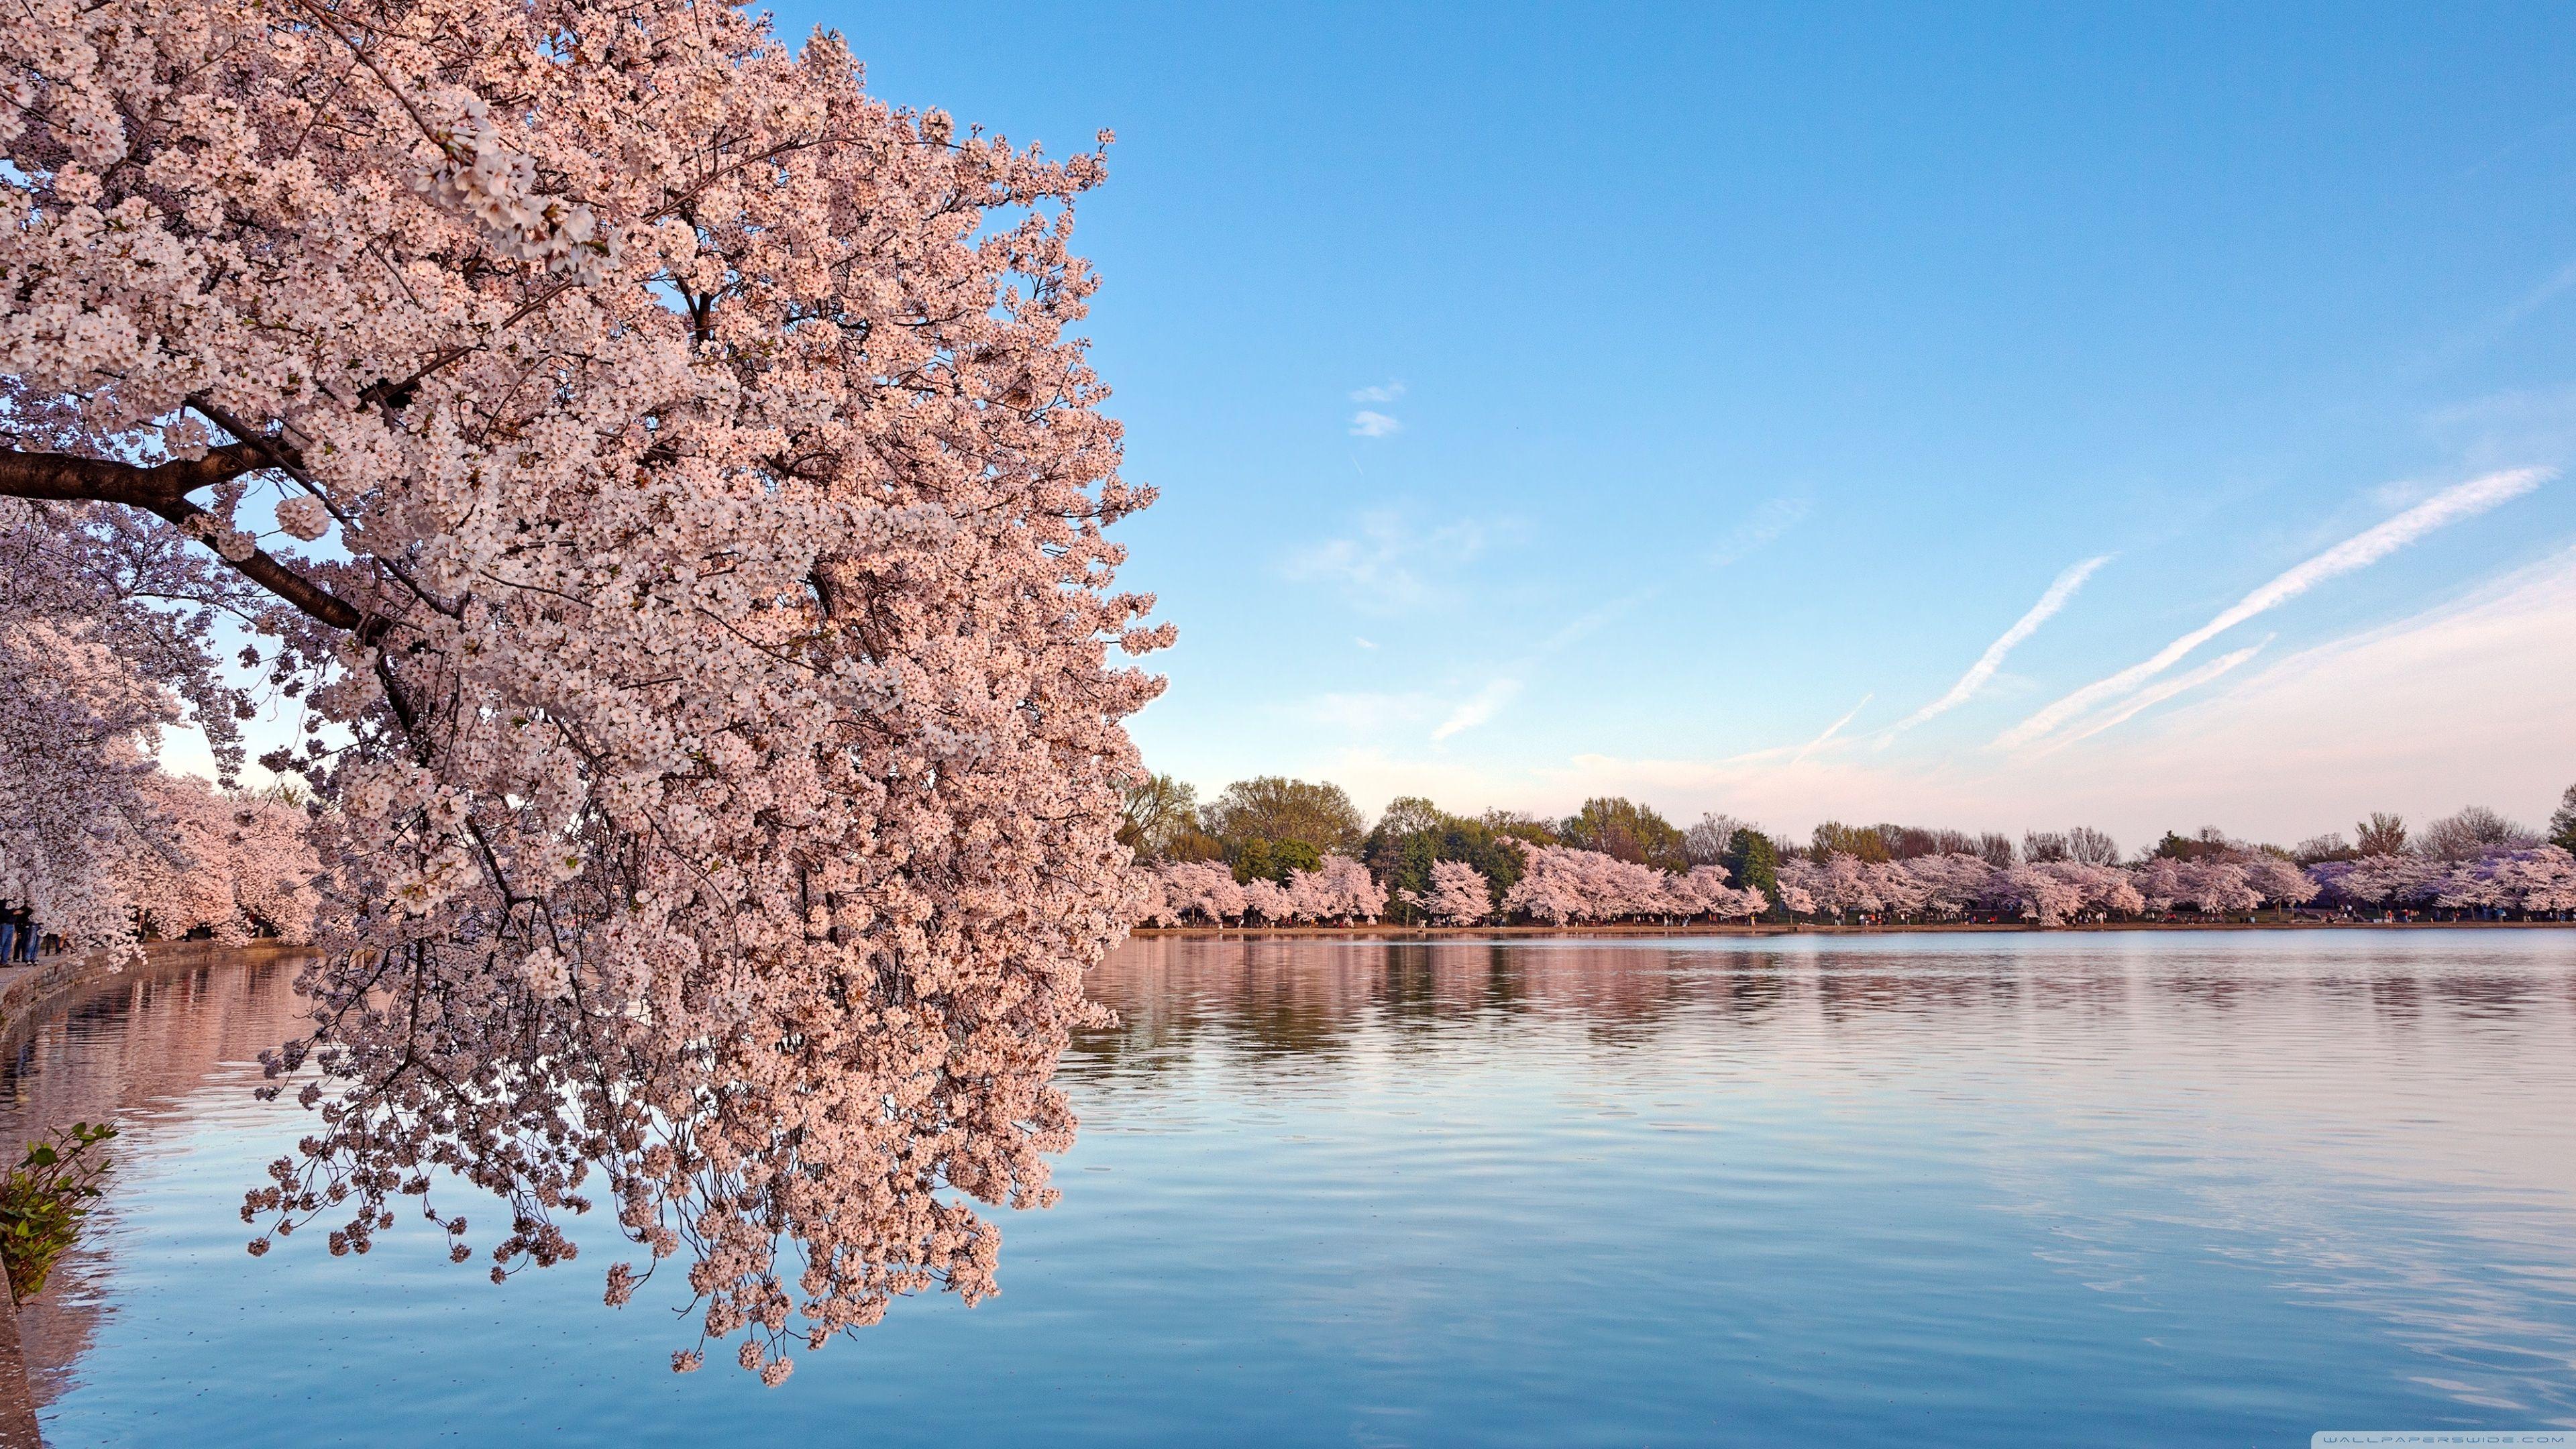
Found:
0,1122 -> 118,1304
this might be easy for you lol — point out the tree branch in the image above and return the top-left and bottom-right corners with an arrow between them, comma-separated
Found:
0,441 -> 272,506
1,443 -> 380,639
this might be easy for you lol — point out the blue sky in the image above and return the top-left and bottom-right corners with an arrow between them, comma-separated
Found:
756,1 -> 2576,845
172,4 -> 2576,847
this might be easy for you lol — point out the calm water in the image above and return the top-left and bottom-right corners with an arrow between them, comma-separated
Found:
7,932 -> 2576,1446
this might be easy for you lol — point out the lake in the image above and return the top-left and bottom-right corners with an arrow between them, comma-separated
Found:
7,930 -> 2575,1446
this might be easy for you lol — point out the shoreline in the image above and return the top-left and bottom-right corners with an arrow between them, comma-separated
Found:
1128,918 -> 2576,941
0,939 -> 306,1449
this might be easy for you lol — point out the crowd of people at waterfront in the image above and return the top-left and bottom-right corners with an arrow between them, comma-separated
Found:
0,900 -> 54,961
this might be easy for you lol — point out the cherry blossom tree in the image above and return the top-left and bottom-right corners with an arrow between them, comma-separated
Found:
2433,861 -> 2503,916
1771,874 -> 1821,918
1998,864 -> 2082,926
1499,842 -> 1589,924
0,455 -> 288,955
2411,845 -> 2576,919
2496,845 -> 2576,917
1240,876 -> 1296,925
1864,859 -> 1933,921
0,605 -> 180,953
6,0 -> 1166,1385
2184,861 -> 2263,915
115,775 -> 323,944
1493,842 -> 1743,926
2310,851 -> 2433,915
1424,859 -> 1494,926
1282,854 -> 1386,924
1132,886 -> 1180,930
2041,860 -> 2144,920
1146,859 -> 1246,926
1664,863 -> 1764,923
1906,853 -> 1996,920
2237,853 -> 2319,910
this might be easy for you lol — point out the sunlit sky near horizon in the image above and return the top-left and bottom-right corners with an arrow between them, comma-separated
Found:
182,3 -> 2576,848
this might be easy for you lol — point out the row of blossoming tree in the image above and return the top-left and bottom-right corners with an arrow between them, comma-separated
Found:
1126,780 -> 2576,928
5,0 -> 1165,1386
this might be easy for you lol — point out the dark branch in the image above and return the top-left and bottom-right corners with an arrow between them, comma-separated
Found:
0,441 -> 272,506
1,442 -> 378,639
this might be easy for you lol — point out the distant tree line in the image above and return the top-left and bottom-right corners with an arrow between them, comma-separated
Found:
1122,774 -> 2576,928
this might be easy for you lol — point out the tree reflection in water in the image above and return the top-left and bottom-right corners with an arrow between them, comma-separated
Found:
3,933 -> 2573,1433
1072,930 -> 2576,1083
0,953 -> 311,1411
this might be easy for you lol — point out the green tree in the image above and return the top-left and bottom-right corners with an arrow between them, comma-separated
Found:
1436,816 -> 1529,905
1228,837 -> 1324,885
1809,820 -> 1890,863
2548,786 -> 2576,854
1559,796 -> 1686,869
1362,796 -> 1440,922
2150,827 -> 2233,862
1201,777 -> 1366,857
2354,812 -> 2408,856
1365,797 -> 1531,921
1373,795 -> 1442,841
1479,808 -> 1560,848
1724,828 -> 1780,902
1116,773 -> 1201,860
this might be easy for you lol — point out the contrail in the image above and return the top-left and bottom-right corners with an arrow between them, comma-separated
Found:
2049,641 -> 2266,749
1882,553 -> 2110,743
1996,466 -> 2550,749
1792,693 -> 1873,765
1432,678 -> 1521,741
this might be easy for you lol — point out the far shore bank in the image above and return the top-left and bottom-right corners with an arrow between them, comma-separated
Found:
1128,918 -> 2576,941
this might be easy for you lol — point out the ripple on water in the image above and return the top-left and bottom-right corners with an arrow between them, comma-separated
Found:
0,930 -> 2571,1446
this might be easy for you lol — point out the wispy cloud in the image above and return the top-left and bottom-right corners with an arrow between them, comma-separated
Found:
1881,554 -> 2111,743
1711,496 -> 1811,567
1433,678 -> 1522,741
1283,509 -> 1498,610
1426,588 -> 1654,745
1348,409 -> 1401,437
2049,640 -> 2265,749
1302,691 -> 1436,732
1354,637 -> 1377,650
1313,549 -> 2576,847
1350,381 -> 1407,404
1792,693 -> 1873,765
1996,466 -> 2551,750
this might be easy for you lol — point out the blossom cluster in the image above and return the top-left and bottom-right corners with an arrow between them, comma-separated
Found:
1120,841 -> 2576,931
1499,844 -> 1765,926
1137,854 -> 1387,925
2308,847 -> 2576,915
6,0 -> 1158,1387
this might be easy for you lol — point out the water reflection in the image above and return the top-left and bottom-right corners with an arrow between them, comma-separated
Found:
2,932 -> 2572,1446
0,953 -> 309,1412
1078,931 -> 2576,1075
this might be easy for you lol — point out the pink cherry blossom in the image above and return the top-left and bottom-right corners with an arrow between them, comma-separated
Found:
5,0 -> 1161,1387
1424,859 -> 1495,925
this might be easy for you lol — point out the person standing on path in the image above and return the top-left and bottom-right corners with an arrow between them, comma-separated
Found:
0,900 -> 15,964
12,906 -> 34,962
